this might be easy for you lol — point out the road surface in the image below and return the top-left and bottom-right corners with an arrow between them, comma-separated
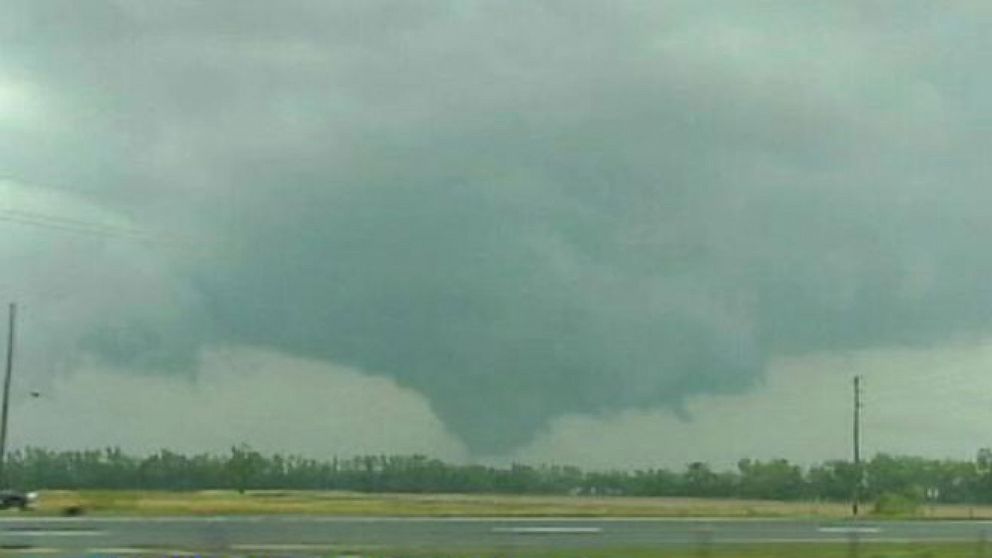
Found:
1,516 -> 991,555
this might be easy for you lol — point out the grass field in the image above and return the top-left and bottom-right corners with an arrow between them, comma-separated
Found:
342,543 -> 991,558
13,490 -> 992,518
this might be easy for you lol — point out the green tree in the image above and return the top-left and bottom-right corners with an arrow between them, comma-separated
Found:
737,459 -> 806,500
227,444 -> 264,494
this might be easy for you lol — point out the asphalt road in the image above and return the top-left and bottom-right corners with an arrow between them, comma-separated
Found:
2,516 -> 992,556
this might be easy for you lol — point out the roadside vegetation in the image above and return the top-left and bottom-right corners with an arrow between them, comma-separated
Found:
24,489 -> 992,518
335,543 -> 992,558
8,446 -> 992,516
20,490 -> 857,517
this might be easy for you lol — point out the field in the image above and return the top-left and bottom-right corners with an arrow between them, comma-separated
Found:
346,544 -> 989,558
16,490 -> 992,518
345,543 -> 990,558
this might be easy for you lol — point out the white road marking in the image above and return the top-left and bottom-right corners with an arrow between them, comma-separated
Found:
817,526 -> 882,534
230,543 -> 338,551
720,536 -> 967,545
491,526 -> 603,534
86,549 -> 199,556
2,529 -> 105,536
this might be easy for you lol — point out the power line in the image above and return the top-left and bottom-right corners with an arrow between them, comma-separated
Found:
0,207 -> 216,259
0,208 -> 164,242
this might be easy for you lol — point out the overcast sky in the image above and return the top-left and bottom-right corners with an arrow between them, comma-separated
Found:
2,1 -> 992,468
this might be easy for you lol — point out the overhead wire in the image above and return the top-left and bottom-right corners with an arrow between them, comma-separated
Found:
0,207 -> 196,248
0,205 -> 224,305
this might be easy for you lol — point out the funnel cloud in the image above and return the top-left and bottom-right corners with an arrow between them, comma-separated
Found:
2,2 -> 992,457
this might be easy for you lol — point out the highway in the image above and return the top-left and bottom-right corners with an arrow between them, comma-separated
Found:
2,516 -> 991,556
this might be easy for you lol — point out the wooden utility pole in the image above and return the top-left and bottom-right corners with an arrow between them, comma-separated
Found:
0,303 -> 15,488
853,375 -> 862,517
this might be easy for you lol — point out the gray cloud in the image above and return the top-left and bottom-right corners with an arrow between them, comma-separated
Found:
2,1 -> 992,455
12,347 -> 466,460
514,342 -> 992,470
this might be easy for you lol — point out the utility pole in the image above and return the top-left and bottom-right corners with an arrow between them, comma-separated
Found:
852,374 -> 862,517
0,303 -> 15,489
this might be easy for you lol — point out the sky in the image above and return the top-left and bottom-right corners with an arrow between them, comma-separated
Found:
2,1 -> 992,469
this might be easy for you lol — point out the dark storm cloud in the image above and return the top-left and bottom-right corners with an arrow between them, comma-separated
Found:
3,1 -> 992,453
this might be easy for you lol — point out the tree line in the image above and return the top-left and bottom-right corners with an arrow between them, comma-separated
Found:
6,446 -> 992,505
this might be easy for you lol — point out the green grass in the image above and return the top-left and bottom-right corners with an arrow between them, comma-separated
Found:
10,490 -> 992,519
10,490 -> 852,517
137,543 -> 986,558
356,544 -> 989,558
0,544 -> 984,558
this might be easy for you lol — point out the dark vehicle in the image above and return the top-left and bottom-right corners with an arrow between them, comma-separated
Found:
0,490 -> 35,510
